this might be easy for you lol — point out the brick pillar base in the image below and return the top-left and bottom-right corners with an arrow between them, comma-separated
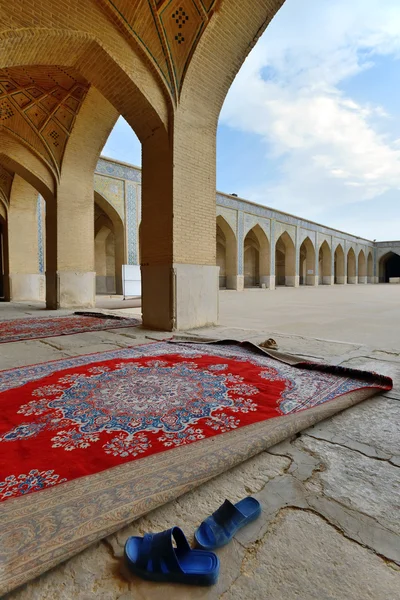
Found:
260,275 -> 275,290
306,275 -> 318,286
46,271 -> 95,309
322,276 -> 334,285
142,264 -> 219,331
285,275 -> 300,287
226,275 -> 244,291
9,273 -> 45,301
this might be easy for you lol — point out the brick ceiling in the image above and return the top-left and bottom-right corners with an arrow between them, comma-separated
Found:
104,0 -> 218,97
0,66 -> 89,178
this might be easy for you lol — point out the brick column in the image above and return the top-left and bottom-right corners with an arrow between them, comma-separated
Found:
8,175 -> 45,301
140,119 -> 219,330
287,226 -> 300,287
46,173 -> 95,309
267,219 -> 276,290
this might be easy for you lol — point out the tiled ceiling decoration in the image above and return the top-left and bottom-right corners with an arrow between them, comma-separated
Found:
0,66 -> 89,177
104,0 -> 218,99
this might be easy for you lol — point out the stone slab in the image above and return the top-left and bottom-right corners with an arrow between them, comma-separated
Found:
223,510 -> 400,600
305,395 -> 400,461
0,341 -> 68,370
299,436 -> 400,536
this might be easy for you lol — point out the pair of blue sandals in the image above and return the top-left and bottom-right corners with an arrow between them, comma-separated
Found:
124,496 -> 261,586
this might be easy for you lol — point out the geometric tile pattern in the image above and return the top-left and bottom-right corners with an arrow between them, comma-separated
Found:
37,195 -> 45,274
104,0 -> 218,98
0,66 -> 89,177
94,175 -> 125,221
125,181 -> 138,264
96,158 -> 142,183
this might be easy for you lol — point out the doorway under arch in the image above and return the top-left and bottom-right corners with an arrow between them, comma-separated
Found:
358,250 -> 367,284
319,241 -> 332,285
94,191 -> 125,295
334,244 -> 345,284
379,252 -> 400,282
275,231 -> 296,286
299,237 -> 316,285
216,215 -> 237,289
347,248 -> 357,284
243,225 -> 269,288
367,251 -> 373,283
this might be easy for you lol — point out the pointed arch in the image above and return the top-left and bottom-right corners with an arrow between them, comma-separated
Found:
275,231 -> 296,287
347,247 -> 357,284
334,243 -> 345,284
299,236 -> 316,286
94,190 -> 125,295
367,251 -> 374,283
358,250 -> 367,284
216,215 -> 237,289
319,240 -> 332,284
243,224 -> 270,288
379,251 -> 400,282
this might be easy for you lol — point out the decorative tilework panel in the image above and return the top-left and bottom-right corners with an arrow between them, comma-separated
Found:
125,181 -> 138,265
96,159 -> 142,184
216,206 -> 237,234
299,228 -> 316,247
275,221 -> 296,246
237,211 -> 244,275
94,175 -> 125,221
243,213 -> 270,240
270,219 -> 275,276
216,192 -> 372,246
37,195 -> 45,274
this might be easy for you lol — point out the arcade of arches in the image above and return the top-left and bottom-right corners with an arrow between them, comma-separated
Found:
1,155 -> 399,318
0,0 -> 399,332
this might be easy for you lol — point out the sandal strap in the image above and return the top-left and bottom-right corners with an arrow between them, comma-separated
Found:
213,500 -> 244,526
208,499 -> 244,538
136,527 -> 189,573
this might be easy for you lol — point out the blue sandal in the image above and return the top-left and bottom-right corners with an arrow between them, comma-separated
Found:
124,526 -> 219,586
195,497 -> 261,550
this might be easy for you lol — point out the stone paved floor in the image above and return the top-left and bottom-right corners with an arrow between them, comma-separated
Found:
2,288 -> 400,599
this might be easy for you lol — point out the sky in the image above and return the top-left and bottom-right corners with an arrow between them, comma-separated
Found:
102,0 -> 400,242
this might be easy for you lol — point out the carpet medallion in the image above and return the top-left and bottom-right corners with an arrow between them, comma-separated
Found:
0,342 -> 391,503
0,315 -> 140,343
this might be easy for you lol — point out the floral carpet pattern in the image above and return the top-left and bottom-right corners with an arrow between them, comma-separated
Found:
0,342 -> 391,502
0,315 -> 141,343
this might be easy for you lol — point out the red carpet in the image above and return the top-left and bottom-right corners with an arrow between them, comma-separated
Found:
0,315 -> 140,343
0,341 -> 391,502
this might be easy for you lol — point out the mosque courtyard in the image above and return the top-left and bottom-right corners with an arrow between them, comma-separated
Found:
3,284 -> 399,600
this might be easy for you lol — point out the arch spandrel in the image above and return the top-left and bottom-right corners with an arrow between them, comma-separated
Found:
275,222 -> 296,246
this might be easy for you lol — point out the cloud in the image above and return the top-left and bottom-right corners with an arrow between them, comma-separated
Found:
219,0 -> 400,234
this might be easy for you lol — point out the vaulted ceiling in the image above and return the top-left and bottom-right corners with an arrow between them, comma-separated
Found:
0,0 -> 219,186
103,0 -> 218,98
0,66 -> 89,178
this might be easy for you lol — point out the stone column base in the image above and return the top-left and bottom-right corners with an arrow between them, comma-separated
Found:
46,271 -> 96,309
368,276 -> 378,284
306,275 -> 318,286
358,276 -> 367,284
142,264 -> 219,331
260,275 -> 275,290
285,275 -> 300,287
226,275 -> 244,291
335,276 -> 346,285
347,276 -> 358,284
9,273 -> 45,301
322,276 -> 334,285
